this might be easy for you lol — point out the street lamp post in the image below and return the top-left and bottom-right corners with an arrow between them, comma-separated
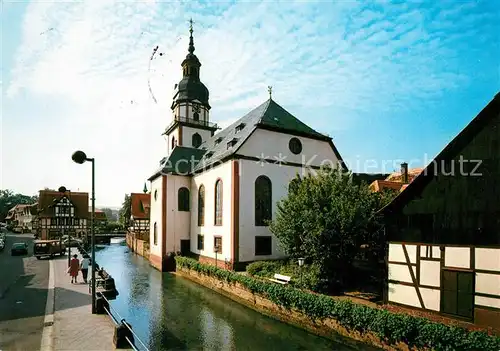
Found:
298,257 -> 305,287
72,150 -> 96,314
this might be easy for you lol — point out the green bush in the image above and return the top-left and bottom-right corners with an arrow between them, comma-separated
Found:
176,256 -> 500,351
246,260 -> 323,292
246,260 -> 283,277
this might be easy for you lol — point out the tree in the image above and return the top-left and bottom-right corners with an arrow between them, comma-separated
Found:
101,207 -> 114,221
269,170 -> 394,292
0,189 -> 38,221
118,194 -> 131,227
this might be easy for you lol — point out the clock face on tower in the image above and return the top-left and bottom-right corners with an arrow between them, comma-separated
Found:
192,104 -> 201,114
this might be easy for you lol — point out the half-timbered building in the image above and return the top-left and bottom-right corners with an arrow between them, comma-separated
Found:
37,190 -> 89,240
129,193 -> 151,241
383,92 -> 500,330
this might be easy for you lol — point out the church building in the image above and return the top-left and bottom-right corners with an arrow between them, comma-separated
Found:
148,23 -> 346,271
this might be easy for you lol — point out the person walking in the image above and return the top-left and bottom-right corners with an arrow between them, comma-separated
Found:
68,254 -> 80,284
80,254 -> 90,283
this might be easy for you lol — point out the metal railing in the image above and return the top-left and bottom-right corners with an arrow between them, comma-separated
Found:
165,116 -> 219,132
76,244 -> 149,351
100,293 -> 149,351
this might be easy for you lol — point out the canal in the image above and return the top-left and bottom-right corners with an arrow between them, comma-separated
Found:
95,241 -> 375,351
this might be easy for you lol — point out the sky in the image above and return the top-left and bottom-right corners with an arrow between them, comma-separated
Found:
1,0 -> 499,208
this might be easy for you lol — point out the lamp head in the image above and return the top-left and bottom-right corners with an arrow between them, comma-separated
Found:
72,150 -> 87,164
298,257 -> 305,267
58,186 -> 67,193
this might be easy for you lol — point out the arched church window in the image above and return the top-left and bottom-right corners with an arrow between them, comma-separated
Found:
193,112 -> 200,121
153,222 -> 158,245
255,175 -> 272,226
171,137 -> 177,150
192,133 -> 202,148
214,179 -> 223,226
198,185 -> 205,226
178,187 -> 190,211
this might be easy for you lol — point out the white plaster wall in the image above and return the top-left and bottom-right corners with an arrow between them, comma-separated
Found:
238,159 -> 319,262
190,162 -> 233,261
475,295 -> 500,309
237,129 -> 340,170
388,283 -> 421,308
475,248 -> 500,271
182,126 -> 212,148
177,103 -> 187,119
420,287 -> 440,311
165,129 -> 179,155
388,243 -> 417,264
149,176 -> 164,258
420,260 -> 440,287
476,272 -> 500,295
445,247 -> 471,269
165,175 -> 191,253
388,263 -> 416,283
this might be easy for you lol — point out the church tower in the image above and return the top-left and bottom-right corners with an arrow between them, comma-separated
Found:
163,20 -> 218,154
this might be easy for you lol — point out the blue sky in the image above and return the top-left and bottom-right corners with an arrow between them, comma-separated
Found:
2,0 -> 499,207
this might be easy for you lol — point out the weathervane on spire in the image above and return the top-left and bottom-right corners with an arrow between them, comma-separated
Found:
188,18 -> 195,54
268,86 -> 273,100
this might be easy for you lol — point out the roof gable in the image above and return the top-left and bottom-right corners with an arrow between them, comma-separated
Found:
193,99 -> 330,172
383,92 -> 500,213
130,193 -> 151,219
38,191 -> 89,218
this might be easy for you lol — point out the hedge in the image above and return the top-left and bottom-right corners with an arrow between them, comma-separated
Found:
176,256 -> 500,351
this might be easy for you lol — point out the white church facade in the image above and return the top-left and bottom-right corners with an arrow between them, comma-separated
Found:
148,24 -> 346,271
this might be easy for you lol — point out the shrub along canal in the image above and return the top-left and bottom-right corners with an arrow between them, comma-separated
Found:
95,241 -> 375,350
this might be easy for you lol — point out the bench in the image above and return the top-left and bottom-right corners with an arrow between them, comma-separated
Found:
268,273 -> 291,285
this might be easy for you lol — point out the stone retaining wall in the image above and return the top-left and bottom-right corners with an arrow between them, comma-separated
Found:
175,267 -> 412,351
126,232 -> 150,260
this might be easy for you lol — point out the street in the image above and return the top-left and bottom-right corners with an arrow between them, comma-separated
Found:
0,232 -> 49,350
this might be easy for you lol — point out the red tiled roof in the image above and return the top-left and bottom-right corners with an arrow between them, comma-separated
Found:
130,193 -> 150,220
369,168 -> 423,193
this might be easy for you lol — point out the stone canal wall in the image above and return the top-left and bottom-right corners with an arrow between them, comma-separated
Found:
126,232 -> 150,260
175,258 -> 500,351
175,267 -> 391,351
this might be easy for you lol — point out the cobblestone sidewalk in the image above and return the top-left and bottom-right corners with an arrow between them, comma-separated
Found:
52,252 -> 116,351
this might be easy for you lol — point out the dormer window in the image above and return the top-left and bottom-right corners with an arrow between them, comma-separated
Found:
235,123 -> 245,133
214,137 -> 223,145
227,138 -> 238,149
205,151 -> 214,158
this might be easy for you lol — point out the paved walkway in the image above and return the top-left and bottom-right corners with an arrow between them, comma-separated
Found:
43,252 -> 117,351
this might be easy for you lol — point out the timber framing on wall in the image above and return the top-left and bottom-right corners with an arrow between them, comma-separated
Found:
387,241 -> 500,329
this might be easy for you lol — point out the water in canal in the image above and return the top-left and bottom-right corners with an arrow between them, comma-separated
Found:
96,241 -> 374,351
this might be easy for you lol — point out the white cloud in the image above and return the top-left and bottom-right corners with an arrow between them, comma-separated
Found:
3,0 -> 491,205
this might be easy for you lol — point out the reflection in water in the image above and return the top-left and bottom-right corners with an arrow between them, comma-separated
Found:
95,243 -> 375,351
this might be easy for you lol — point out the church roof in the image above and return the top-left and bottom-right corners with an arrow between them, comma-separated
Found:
192,98 -> 332,172
150,98 -> 343,179
149,146 -> 205,179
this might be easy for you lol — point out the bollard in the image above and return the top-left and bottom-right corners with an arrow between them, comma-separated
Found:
95,292 -> 109,314
113,319 -> 134,349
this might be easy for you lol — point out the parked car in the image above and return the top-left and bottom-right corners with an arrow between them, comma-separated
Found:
11,242 -> 28,256
0,239 -> 5,251
34,240 -> 66,259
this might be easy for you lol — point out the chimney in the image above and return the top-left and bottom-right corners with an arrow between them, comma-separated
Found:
401,162 -> 409,184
